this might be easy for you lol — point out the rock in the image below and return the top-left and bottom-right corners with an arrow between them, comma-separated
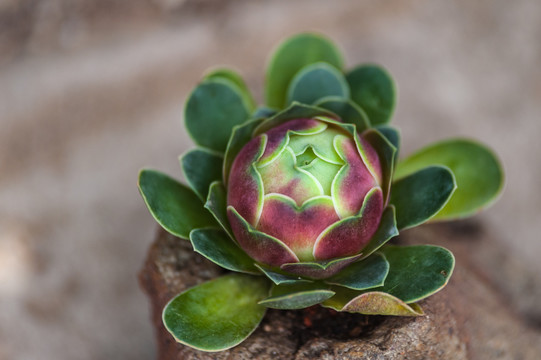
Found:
139,224 -> 541,359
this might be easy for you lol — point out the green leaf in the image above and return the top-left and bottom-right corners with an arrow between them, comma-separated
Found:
375,125 -> 400,161
253,102 -> 335,136
326,253 -> 389,290
180,148 -> 223,202
163,274 -> 270,352
204,67 -> 256,110
378,245 -> 455,303
204,181 -> 233,238
315,96 -> 370,132
190,228 -> 259,274
252,106 -> 277,119
395,139 -> 504,220
185,79 -> 251,152
138,169 -> 216,239
286,62 -> 349,105
254,264 -> 313,286
346,64 -> 397,126
258,282 -> 335,310
265,33 -> 344,109
322,288 -> 424,316
359,206 -> 399,260
223,118 -> 265,184
391,166 -> 457,230
362,129 -> 396,203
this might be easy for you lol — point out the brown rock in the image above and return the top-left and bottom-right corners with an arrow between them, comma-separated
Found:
139,224 -> 541,359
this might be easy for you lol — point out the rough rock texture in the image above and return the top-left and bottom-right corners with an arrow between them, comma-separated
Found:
139,224 -> 541,359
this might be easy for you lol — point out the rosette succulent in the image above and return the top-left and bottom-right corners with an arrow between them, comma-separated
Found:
138,33 -> 504,352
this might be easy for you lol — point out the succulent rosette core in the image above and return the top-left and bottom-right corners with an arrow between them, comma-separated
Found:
138,33 -> 504,352
227,117 -> 384,275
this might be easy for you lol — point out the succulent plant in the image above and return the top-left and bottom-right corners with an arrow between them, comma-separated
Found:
138,33 -> 504,352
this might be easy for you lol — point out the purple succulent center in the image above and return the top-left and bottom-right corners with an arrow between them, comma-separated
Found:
227,118 -> 384,268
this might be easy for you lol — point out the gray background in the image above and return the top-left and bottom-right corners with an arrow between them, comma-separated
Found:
1,0 -> 540,358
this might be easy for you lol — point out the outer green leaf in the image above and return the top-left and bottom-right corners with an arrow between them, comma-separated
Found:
204,181 -> 233,238
395,139 -> 504,220
346,64 -> 397,126
265,33 -> 344,109
359,206 -> 399,260
286,62 -> 349,105
180,148 -> 223,201
315,96 -> 370,132
258,283 -> 334,310
391,166 -> 457,230
252,106 -> 277,119
378,245 -> 455,303
190,228 -> 258,274
223,118 -> 265,184
163,274 -> 270,352
322,288 -> 424,316
254,264 -> 313,286
362,129 -> 396,203
204,67 -> 256,110
138,169 -> 216,239
185,79 -> 251,152
326,253 -> 389,290
375,125 -> 400,162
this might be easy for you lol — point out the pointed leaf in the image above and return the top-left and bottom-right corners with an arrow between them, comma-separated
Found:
378,245 -> 455,303
375,125 -> 400,162
362,129 -> 396,204
252,106 -> 277,119
359,206 -> 399,260
180,148 -> 223,201
258,283 -> 335,310
280,254 -> 362,280
265,33 -> 344,109
204,67 -> 256,110
204,181 -> 233,238
315,96 -> 370,132
286,62 -> 349,105
138,169 -> 216,239
223,118 -> 265,184
254,264 -> 313,285
395,139 -> 504,220
346,64 -> 396,126
326,253 -> 389,290
323,288 -> 424,316
253,102 -> 335,136
163,274 -> 270,352
190,228 -> 258,274
391,166 -> 456,230
185,79 -> 251,152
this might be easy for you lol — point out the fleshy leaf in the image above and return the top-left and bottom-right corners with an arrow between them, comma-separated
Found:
391,166 -> 456,230
346,64 -> 397,126
258,283 -> 335,310
280,253 -> 362,280
163,274 -> 270,352
138,169 -> 216,239
254,264 -> 313,285
375,125 -> 400,163
265,33 -> 344,109
395,139 -> 504,220
185,78 -> 251,152
223,118 -> 265,185
204,181 -> 233,238
252,106 -> 277,119
180,148 -> 223,201
190,228 -> 259,274
286,62 -> 349,105
253,102 -> 335,136
362,129 -> 396,204
323,288 -> 424,316
377,245 -> 455,303
315,96 -> 370,132
227,207 -> 299,267
326,252 -> 389,290
204,68 -> 256,110
314,187 -> 383,260
358,206 -> 398,260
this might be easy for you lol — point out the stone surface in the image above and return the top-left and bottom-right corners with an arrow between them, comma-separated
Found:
139,225 -> 541,359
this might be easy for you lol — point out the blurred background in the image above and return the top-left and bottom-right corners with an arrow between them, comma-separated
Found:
1,0 -> 540,359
